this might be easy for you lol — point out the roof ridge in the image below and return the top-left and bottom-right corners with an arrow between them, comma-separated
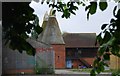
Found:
63,33 -> 96,35
63,33 -> 97,47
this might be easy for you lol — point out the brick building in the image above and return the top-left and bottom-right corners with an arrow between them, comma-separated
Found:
37,11 -> 66,69
63,33 -> 98,68
2,10 -> 98,75
37,11 -> 98,69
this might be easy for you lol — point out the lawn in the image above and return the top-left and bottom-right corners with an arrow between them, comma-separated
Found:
70,68 -> 112,73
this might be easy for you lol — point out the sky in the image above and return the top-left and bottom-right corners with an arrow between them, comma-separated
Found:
30,1 -> 117,35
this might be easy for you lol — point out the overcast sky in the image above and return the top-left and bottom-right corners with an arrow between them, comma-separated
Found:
30,1 -> 116,35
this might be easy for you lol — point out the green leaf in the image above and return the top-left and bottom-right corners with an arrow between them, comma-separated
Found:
90,69 -> 96,76
89,2 -> 97,15
96,67 -> 101,74
116,8 -> 120,19
87,12 -> 90,20
99,62 -> 105,72
77,2 -> 80,5
106,37 -> 115,46
34,26 -> 43,34
82,3 -> 85,6
67,2 -> 70,7
52,10 -> 56,15
23,42 -> 36,56
3,2 -> 37,56
63,9 -> 70,18
111,45 -> 120,56
93,58 -> 100,67
21,33 -> 29,39
85,5 -> 90,11
101,24 -> 108,30
97,32 -> 103,45
103,31 -> 111,43
73,6 -> 78,10
86,2 -> 97,19
110,18 -> 115,23
99,2 -> 108,11
70,10 -> 76,15
62,14 -> 64,18
113,6 -> 117,17
49,4 -> 53,7
102,62 -> 109,67
26,48 -> 35,56
103,53 -> 110,60
98,44 -> 107,56
9,41 -> 16,50
95,61 -> 105,74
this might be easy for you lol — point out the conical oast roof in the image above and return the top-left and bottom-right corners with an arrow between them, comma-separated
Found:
37,11 -> 48,41
41,16 -> 65,44
42,11 -> 49,29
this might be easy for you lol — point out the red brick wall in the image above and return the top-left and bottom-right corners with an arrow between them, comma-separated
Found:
72,58 -> 95,68
52,44 -> 66,69
73,60 -> 79,68
3,69 -> 35,75
82,58 -> 95,66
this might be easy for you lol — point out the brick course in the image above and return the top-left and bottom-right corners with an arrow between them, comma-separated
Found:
52,44 -> 66,69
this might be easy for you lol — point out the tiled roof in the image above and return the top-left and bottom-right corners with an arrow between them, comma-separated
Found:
37,12 -> 65,45
63,33 -> 97,47
40,17 -> 65,44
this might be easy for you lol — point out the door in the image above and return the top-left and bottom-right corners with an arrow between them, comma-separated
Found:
66,59 -> 72,68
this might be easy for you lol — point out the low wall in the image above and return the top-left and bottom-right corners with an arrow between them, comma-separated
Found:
35,48 -> 55,74
2,42 -> 55,75
110,55 -> 120,70
2,45 -> 35,75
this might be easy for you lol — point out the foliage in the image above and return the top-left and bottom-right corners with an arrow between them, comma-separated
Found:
2,2 -> 43,56
35,67 -> 55,74
31,16 -> 40,39
91,5 -> 120,76
48,2 -> 80,18
97,6 -> 120,57
42,1 -> 120,76
35,62 -> 54,74
112,69 -> 120,76
2,1 -> 120,76
85,1 -> 108,19
41,0 -> 108,19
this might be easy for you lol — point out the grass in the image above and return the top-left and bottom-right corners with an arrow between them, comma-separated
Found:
71,68 -> 92,72
71,68 -> 112,73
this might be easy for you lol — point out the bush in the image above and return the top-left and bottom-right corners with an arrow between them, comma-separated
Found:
35,64 -> 55,74
112,69 -> 120,76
